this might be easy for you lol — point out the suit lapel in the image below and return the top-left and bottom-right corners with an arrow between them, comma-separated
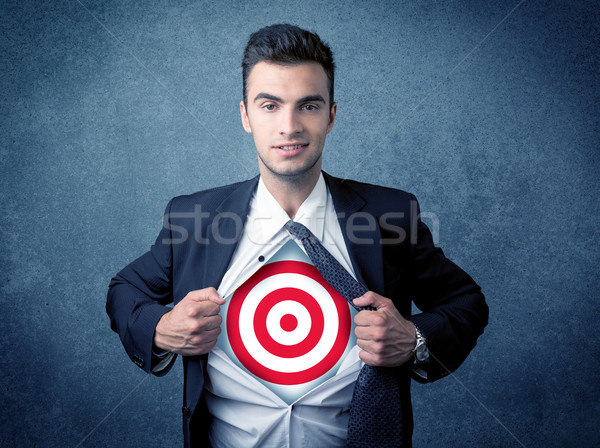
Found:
183,178 -> 258,427
324,173 -> 385,295
201,176 -> 260,289
199,173 -> 384,295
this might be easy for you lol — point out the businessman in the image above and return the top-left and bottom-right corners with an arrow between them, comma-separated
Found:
107,24 -> 488,447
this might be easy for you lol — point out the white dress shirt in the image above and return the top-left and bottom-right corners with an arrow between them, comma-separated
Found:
205,173 -> 364,447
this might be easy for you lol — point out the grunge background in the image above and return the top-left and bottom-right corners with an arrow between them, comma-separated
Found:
1,1 -> 598,446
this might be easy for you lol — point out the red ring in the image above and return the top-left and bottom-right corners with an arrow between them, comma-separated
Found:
227,260 -> 351,385
253,287 -> 324,358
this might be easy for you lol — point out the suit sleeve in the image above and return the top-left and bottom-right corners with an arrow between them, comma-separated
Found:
407,195 -> 489,382
106,199 -> 177,375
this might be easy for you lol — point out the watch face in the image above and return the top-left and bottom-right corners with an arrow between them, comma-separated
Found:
414,339 -> 428,362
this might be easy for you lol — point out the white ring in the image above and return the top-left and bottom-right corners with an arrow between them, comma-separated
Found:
238,273 -> 339,373
266,300 -> 311,346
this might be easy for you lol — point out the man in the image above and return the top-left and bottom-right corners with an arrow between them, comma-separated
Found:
107,24 -> 488,447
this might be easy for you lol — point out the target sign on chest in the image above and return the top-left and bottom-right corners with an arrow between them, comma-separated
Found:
216,240 -> 358,403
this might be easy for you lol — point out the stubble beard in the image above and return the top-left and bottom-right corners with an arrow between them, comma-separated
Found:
257,150 -> 323,187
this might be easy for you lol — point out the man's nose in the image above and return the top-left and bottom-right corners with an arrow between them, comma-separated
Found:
279,108 -> 303,135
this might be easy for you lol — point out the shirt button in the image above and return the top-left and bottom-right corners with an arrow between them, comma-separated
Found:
258,255 -> 265,262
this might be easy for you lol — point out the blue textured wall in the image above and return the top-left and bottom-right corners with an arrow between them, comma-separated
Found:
1,1 -> 598,447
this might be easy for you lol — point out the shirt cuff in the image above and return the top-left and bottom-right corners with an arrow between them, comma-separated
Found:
412,365 -> 428,380
151,348 -> 175,373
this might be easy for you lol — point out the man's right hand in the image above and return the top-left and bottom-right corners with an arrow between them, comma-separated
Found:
153,287 -> 225,356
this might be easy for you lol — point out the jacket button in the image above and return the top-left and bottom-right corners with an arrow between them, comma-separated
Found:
182,406 -> 191,418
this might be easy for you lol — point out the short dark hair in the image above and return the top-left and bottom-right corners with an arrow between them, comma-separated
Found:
242,24 -> 335,108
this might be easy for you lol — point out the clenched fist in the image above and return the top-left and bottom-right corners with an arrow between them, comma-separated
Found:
353,291 -> 417,367
154,287 -> 225,356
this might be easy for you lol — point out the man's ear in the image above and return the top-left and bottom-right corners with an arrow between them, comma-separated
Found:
240,101 -> 252,133
326,102 -> 337,134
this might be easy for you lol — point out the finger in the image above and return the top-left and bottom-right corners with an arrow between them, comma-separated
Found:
355,337 -> 368,351
354,323 -> 385,343
185,287 -> 226,305
188,314 -> 222,333
352,291 -> 389,310
186,301 -> 223,319
201,315 -> 223,331
184,337 -> 220,356
358,349 -> 381,366
354,329 -> 379,345
354,312 -> 374,327
189,326 -> 222,344
353,310 -> 385,328
357,340 -> 384,358
193,287 -> 226,305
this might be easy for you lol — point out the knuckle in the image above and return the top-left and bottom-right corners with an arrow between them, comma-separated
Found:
371,327 -> 385,341
372,316 -> 386,328
185,306 -> 198,318
372,343 -> 385,355
358,350 -> 368,362
188,321 -> 202,334
189,335 -> 203,346
202,302 -> 219,314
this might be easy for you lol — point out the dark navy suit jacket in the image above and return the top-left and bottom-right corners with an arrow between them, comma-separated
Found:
107,172 -> 488,447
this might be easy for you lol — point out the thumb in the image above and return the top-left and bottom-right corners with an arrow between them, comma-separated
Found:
352,291 -> 387,310
187,287 -> 226,305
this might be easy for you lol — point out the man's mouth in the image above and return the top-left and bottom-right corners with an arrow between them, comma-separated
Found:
276,144 -> 308,150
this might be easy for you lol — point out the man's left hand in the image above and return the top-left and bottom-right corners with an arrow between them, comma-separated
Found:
353,291 -> 416,367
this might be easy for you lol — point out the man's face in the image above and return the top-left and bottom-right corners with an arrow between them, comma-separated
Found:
240,62 -> 336,182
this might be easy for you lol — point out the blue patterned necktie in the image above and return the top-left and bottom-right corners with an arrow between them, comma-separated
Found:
285,220 -> 403,447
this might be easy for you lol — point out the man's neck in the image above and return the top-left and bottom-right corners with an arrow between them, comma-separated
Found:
260,169 -> 321,219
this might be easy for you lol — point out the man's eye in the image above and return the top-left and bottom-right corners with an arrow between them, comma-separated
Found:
263,104 -> 276,111
302,104 -> 318,111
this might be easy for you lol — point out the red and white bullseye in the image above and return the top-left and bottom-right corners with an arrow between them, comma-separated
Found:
228,261 -> 350,385
265,300 -> 310,345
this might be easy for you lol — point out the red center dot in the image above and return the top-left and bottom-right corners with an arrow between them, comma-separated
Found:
280,314 -> 298,332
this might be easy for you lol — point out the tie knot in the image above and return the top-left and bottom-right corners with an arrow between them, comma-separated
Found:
284,220 -> 312,241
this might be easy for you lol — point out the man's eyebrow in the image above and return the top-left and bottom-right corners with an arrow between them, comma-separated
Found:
297,95 -> 326,104
252,93 -> 326,104
253,93 -> 283,103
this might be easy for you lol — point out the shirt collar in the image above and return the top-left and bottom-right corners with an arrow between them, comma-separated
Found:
247,173 -> 327,244
294,174 -> 327,241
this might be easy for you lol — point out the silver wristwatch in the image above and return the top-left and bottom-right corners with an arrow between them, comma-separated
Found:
412,326 -> 429,364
